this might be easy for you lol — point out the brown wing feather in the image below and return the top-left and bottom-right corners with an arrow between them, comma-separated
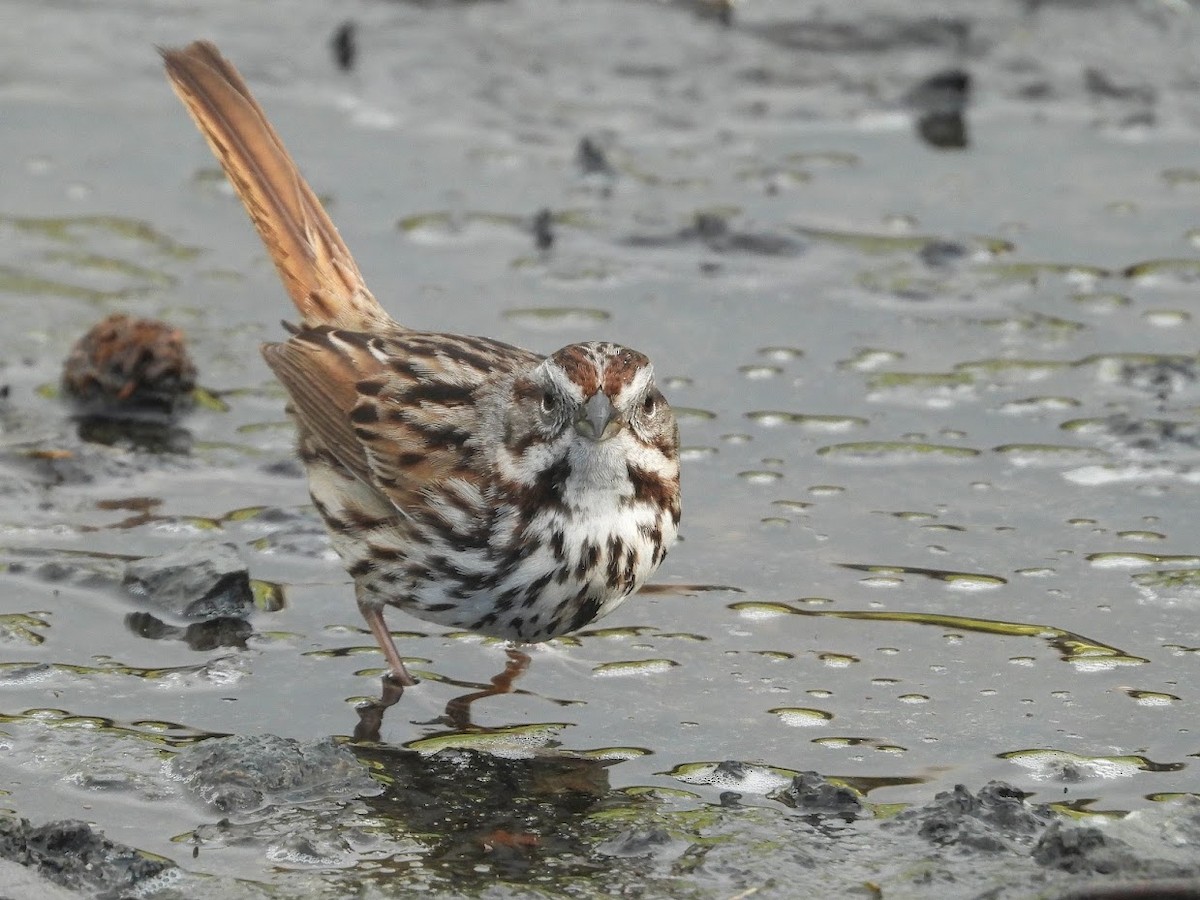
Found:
353,384 -> 478,514
161,41 -> 386,331
261,338 -> 374,485
355,335 -> 543,514
265,328 -> 540,514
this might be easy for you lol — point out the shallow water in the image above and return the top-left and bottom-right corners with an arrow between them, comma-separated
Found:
2,1 -> 1199,897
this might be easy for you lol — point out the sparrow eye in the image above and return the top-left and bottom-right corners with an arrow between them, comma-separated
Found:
540,391 -> 556,415
642,394 -> 658,418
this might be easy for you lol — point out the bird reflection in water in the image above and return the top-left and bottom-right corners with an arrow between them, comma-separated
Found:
354,647 -> 533,742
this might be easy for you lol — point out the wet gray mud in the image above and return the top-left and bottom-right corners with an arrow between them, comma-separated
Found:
2,1 -> 1200,897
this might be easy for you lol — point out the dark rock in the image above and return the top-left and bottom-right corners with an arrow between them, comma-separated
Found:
889,781 -> 1051,852
331,20 -> 357,72
972,781 -> 1049,832
122,542 -> 253,620
771,771 -> 864,818
533,207 -> 555,251
170,734 -> 379,814
919,240 -> 971,268
905,68 -> 972,150
907,69 -> 971,116
1033,822 -> 1143,875
0,815 -> 172,896
1037,797 -> 1200,884
576,135 -> 613,177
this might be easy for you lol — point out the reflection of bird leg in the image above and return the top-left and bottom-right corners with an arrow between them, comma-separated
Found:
353,675 -> 407,742
445,648 -> 532,730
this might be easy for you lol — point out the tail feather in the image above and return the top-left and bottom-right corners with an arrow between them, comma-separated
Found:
161,40 -> 388,330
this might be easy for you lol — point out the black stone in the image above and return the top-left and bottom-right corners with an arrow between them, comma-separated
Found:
122,542 -> 254,620
0,816 -> 172,896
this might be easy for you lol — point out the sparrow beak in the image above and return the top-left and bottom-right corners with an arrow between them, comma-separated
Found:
575,393 -> 621,442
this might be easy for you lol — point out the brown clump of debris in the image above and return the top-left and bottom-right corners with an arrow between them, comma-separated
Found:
62,313 -> 197,417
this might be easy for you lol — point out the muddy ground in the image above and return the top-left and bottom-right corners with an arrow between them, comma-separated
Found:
1,1 -> 1200,897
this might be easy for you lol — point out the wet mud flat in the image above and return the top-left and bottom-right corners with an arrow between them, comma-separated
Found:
5,739 -> 1200,899
2,0 -> 1200,897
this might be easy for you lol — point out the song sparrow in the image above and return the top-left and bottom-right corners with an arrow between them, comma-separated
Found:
161,42 -> 681,685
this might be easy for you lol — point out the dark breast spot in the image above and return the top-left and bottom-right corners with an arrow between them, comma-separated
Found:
622,546 -> 639,583
567,596 -> 602,633
517,457 -> 570,518
575,539 -> 600,580
523,572 -> 553,607
627,464 -> 677,508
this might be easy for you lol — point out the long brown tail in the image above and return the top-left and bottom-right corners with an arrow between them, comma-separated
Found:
161,41 -> 388,331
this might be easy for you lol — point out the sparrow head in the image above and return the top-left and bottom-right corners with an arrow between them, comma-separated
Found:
502,342 -> 679,487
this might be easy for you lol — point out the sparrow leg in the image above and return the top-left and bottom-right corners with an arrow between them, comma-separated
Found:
357,591 -> 418,686
444,648 -> 532,729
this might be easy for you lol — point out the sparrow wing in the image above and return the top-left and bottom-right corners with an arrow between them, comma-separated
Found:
263,328 -> 540,514
261,333 -> 374,485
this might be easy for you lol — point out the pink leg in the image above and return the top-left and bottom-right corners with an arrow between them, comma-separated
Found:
357,597 -> 417,686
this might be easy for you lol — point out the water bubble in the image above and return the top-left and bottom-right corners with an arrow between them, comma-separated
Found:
738,470 -> 783,484
769,707 -> 833,727
1141,309 -> 1190,327
739,365 -> 782,380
